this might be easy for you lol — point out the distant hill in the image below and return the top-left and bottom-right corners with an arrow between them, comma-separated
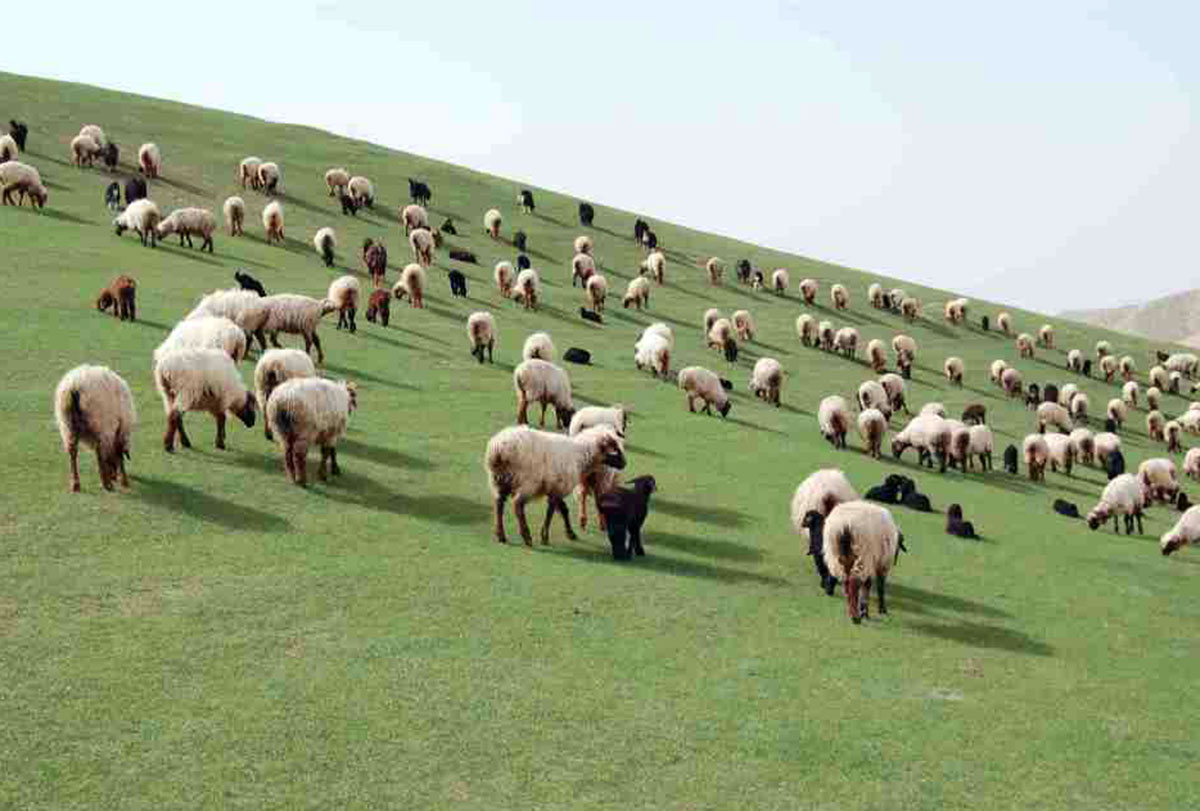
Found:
1060,289 -> 1200,348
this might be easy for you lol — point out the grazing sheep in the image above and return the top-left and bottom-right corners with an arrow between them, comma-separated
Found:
831,283 -> 849,310
733,310 -> 757,342
154,348 -> 256,451
1120,380 -> 1139,410
1117,355 -> 1135,381
1087,473 -> 1146,534
1165,353 -> 1199,378
156,316 -> 247,365
967,425 -> 994,471
641,250 -> 666,284
239,156 -> 263,189
401,204 -> 429,235
638,323 -> 675,350
1106,398 -> 1127,428
253,348 -> 316,439
1044,433 -> 1075,476
679,366 -> 731,418
393,264 -> 427,309
262,294 -> 336,364
70,133 -> 101,166
622,276 -> 651,310
261,201 -> 285,245
1184,447 -> 1200,481
1166,419 -> 1184,453
834,327 -> 859,358
156,207 -> 216,252
879,373 -> 909,415
54,365 -> 136,492
512,268 -> 540,310
484,208 -> 502,238
858,408 -> 887,458
796,314 -> 817,347
1095,340 -> 1113,360
961,403 -> 987,425
812,396 -> 850,450
634,333 -> 671,379
1094,431 -> 1123,470
494,261 -> 515,298
466,311 -> 497,364
818,321 -> 835,352
865,339 -> 887,372
362,289 -> 389,327
1181,409 -> 1200,435
328,275 -> 360,333
96,275 -> 136,322
310,227 -> 337,267
799,278 -> 818,305
1070,427 -> 1095,466
817,501 -> 904,623
347,176 -> 374,208
570,253 -> 596,288
256,161 -> 280,194
944,356 -> 964,386
408,178 -> 432,205
1001,367 -> 1023,398
868,283 -> 884,308
585,274 -> 608,312
990,359 -> 1009,386
900,298 -> 921,322
522,331 -> 556,362
921,403 -> 947,419
137,142 -> 161,178
325,167 -> 350,197
222,196 -> 246,236
944,299 -> 966,323
1160,506 -> 1200,555
768,268 -> 790,295
409,227 -> 435,267
1038,324 -> 1055,349
597,476 -> 657,559
0,160 -> 47,208
188,288 -> 271,350
1147,386 -> 1162,413
0,133 -> 17,162
484,424 -> 626,545
749,357 -> 784,407
1016,333 -> 1035,359
1023,434 -> 1049,481
1147,409 -> 1166,441
1070,392 -> 1089,425
1037,401 -> 1072,434
572,234 -> 594,257
267,378 -> 356,486
858,380 -> 892,417
792,469 -> 860,593
514,359 -> 574,428
1097,355 -> 1117,383
112,198 -> 161,246
360,239 -> 389,287
1067,349 -> 1083,372
96,140 -> 116,172
891,334 -> 916,365
1139,457 -> 1179,503
997,312 -> 1012,335
703,257 -> 724,286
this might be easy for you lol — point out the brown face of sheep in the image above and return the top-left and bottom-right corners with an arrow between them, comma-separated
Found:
598,435 -> 626,470
96,291 -> 114,312
1162,538 -> 1184,556
891,438 -> 909,459
233,393 -> 257,428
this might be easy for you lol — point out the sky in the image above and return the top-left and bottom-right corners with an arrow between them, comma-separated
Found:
6,1 -> 1198,312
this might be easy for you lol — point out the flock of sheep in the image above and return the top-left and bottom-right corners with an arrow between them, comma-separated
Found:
8,116 -> 1200,626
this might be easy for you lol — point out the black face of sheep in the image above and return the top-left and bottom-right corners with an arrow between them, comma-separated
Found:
514,230 -> 527,252
717,401 -> 732,418
440,218 -> 457,235
104,182 -> 121,211
234,394 -> 257,429
1043,384 -> 1059,405
1003,445 -> 1019,474
800,510 -> 838,595
1082,359 -> 1092,376
981,315 -> 989,331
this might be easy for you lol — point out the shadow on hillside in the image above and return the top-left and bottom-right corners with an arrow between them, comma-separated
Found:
902,617 -> 1053,656
387,324 -> 451,347
648,529 -> 763,562
888,583 -> 1010,619
726,416 -> 786,435
316,472 -> 489,526
552,545 -> 787,587
625,442 -> 667,459
42,178 -> 73,191
41,208 -> 93,226
340,438 -> 434,470
835,309 -> 892,330
157,175 -> 209,197
658,279 -> 711,301
323,361 -> 418,390
133,475 -> 290,532
132,318 -> 171,333
274,191 -> 328,216
154,243 -> 224,266
653,497 -> 748,527
529,211 -> 571,229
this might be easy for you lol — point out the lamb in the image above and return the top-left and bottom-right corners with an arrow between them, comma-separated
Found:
154,348 -> 256,451
1147,387 -> 1162,412
494,261 -> 515,298
991,359 -> 1009,385
262,294 -> 337,364
393,264 -> 427,309
889,410 -> 950,466
748,358 -> 784,407
799,278 -> 818,305
585,274 -> 608,312
484,208 -> 502,238
1071,392 -> 1089,425
96,274 -> 136,321
858,380 -> 892,417
54,365 -> 136,492
944,356 -> 964,386
239,156 -> 263,189
597,476 -> 658,560
0,133 -> 17,162
879,373 -> 910,415
1068,349 -> 1083,372
328,275 -> 360,333
1166,420 -> 1184,453
155,316 -> 247,365
1185,447 -> 1200,481
1139,457 -> 1179,503
0,160 -> 48,208
325,167 -> 350,197
867,339 -> 887,372
157,207 -> 216,252
70,133 -> 101,166
8,120 -> 27,151
642,250 -> 666,284
409,227 -> 435,267
967,425 -> 994,471
796,314 -> 817,347
256,161 -> 281,194
818,321 -> 835,352
997,312 -> 1012,335
1160,506 -> 1200,555
253,348 -> 316,439
623,276 -> 651,310
868,283 -> 884,308
137,142 -> 161,178
1147,410 -> 1166,441
945,504 -> 978,539
512,268 -> 540,310
402,204 -> 429,234
261,201 -> 285,244
734,310 -> 757,342
679,366 -> 732,418
1001,367 -> 1023,397
858,408 -> 887,458
484,424 -> 626,546
313,227 -> 337,267
347,176 -> 374,208
514,359 -> 574,428
1087,474 -> 1146,535
188,288 -> 271,351
791,469 -> 860,593
1038,324 -> 1055,349
523,331 -> 556,362
267,378 -> 356,486
1023,434 -> 1049,481
815,501 -> 904,623
1070,427 -> 1096,465
834,327 -> 859,358
1044,433 -> 1075,476
1037,401 -> 1072,434
1016,333 -> 1035,359
222,196 -> 245,236
112,198 -> 161,246
831,283 -> 849,310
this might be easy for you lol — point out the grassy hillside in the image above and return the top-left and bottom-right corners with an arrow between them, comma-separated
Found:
1062,288 -> 1200,349
2,71 -> 1199,810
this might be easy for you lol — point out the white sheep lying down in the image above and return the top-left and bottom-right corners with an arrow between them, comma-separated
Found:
154,348 -> 257,452
267,378 -> 357,486
820,501 -> 904,624
54,364 -> 136,492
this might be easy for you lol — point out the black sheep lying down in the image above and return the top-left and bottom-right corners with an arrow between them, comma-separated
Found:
598,476 -> 656,560
865,474 -> 932,512
945,503 -> 978,539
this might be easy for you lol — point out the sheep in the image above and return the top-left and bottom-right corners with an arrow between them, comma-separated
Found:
188,288 -> 271,350
1038,324 -> 1055,349
484,208 -> 502,238
568,253 -> 596,288
1023,434 -> 1049,481
796,314 -> 817,347
1070,392 -> 1089,425
402,204 -> 429,234
817,321 -> 835,352
679,366 -> 731,418
1001,367 -> 1023,397
134,142 -> 161,178
697,256 -> 722,286
765,268 -> 790,295
888,288 -> 906,310
858,380 -> 892,418
0,160 -> 48,208
597,476 -> 657,559
900,298 -> 921,322
154,348 -> 256,451
634,332 -> 671,379
1107,399 -> 1127,428
256,161 -> 281,194
457,311 -> 497,365
253,348 -> 316,439
944,356 -> 964,386
817,396 -> 852,449
991,359 -> 1009,385
943,299 -> 965,323
70,133 -> 101,166
157,207 -> 216,252
748,357 -> 784,407
997,312 -> 1012,335
920,403 -> 946,418
1097,355 -> 1117,382
408,227 -> 435,268
1181,409 -> 1200,435
513,359 -> 574,428
1067,349 -> 1083,372
833,327 -> 859,358
814,501 -> 903,623
1165,353 -> 1198,378
1086,473 -> 1146,534
261,201 -> 285,244
622,276 -> 651,310
1120,380 -> 1139,409
799,278 -> 819,305
484,424 -> 626,546
325,275 -> 360,334
1037,401 -> 1072,434
100,138 -> 119,170
124,176 -> 147,207
891,334 -> 917,367
967,425 -> 994,471
1016,333 -> 1035,359
347,176 -> 374,208
155,316 -> 247,365
638,322 -> 675,350
858,408 -> 887,458
961,403 -> 987,425
219,195 -> 246,237
1117,355 -> 1136,382
1094,340 -> 1113,360
1160,506 -> 1200,555
1147,386 -> 1162,412
642,250 -> 666,284
1165,419 -> 1184,453
879,373 -> 910,415
585,274 -> 608,312
1068,427 -> 1095,466
239,156 -> 263,188
1147,409 -> 1166,441
512,268 -> 540,310
8,120 -> 27,151
868,283 -> 884,308
325,167 -> 350,197
393,264 -> 427,309
572,235 -> 594,257
578,202 -> 595,226
831,283 -> 849,310
409,178 -> 432,205
1094,431 -> 1122,467
734,310 -> 757,342
865,339 -> 887,372
523,331 -> 556,362
0,133 -> 17,162
889,415 -> 952,474
262,294 -> 336,364
112,198 -> 161,246
494,261 -> 515,298
267,378 -> 356,486
1139,457 -> 1179,503
708,317 -> 736,353
792,469 -> 860,593
1044,433 -> 1075,476
1184,448 -> 1200,481
54,365 -> 136,492
96,274 -> 136,321
312,227 -> 337,267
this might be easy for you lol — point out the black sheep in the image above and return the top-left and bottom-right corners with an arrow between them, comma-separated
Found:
124,177 -> 147,206
898,477 -> 932,512
735,259 -> 752,284
517,254 -> 532,271
104,182 -> 121,211
1105,417 -> 1118,434
579,202 -> 595,226
1081,359 -> 1092,377
800,510 -> 839,595
945,503 -> 978,539
1053,499 -> 1081,519
633,218 -> 649,244
339,192 -> 359,216
722,338 -> 738,364
1177,491 -> 1191,512
1106,449 -> 1125,480
579,308 -> 602,325
448,270 -> 467,298
234,270 -> 267,297
513,230 -> 527,252
981,315 -> 990,331
643,230 -> 658,250
563,347 -> 591,364
440,217 -> 458,235
519,189 -> 535,213
9,119 -> 28,151
1025,383 -> 1041,410
752,269 -> 764,289
408,178 -> 431,206
101,142 -> 119,172
448,249 -> 477,264
881,293 -> 893,310
598,475 -> 657,560
1003,444 -> 1020,474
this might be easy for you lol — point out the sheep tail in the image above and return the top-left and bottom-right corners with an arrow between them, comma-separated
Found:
837,527 -> 854,559
273,406 -> 294,440
894,533 -> 909,564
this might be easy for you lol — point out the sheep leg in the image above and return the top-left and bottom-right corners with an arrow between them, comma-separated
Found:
629,522 -> 644,556
578,486 -> 591,530
540,499 -> 557,545
860,579 -> 873,620
845,578 -> 862,624
318,448 -> 330,481
513,496 -> 534,546
67,441 -> 81,492
876,574 -> 888,615
492,490 -> 510,543
293,441 -> 309,486
203,234 -> 213,253
282,442 -> 296,482
516,394 -> 529,425
487,341 -> 494,364
557,498 -> 578,542
1135,510 -> 1144,535
308,332 -> 325,365
176,414 -> 192,449
539,402 -> 548,428
349,308 -> 357,334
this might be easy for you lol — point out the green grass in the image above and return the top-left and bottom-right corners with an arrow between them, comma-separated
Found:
2,71 -> 1199,810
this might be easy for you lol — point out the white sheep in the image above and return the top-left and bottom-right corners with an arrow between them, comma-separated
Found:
890,288 -> 907,310
991,359 -> 1009,385
0,160 -> 47,208
1023,434 -> 1049,481
997,312 -> 1012,335
858,380 -> 892,418
1067,349 -> 1083,372
157,207 -> 216,252
944,356 -> 964,386
484,424 -> 626,545
154,348 -> 257,451
155,316 -> 247,365
256,161 -> 281,194
1166,419 -> 1184,453
1096,340 -> 1111,358
569,406 -> 627,438
393,263 -> 427,309
943,299 -> 965,323
1044,433 -> 1075,476
484,208 -> 502,238
642,250 -> 666,284
867,339 -> 887,372
70,133 -> 101,166
734,310 -> 757,342
1165,353 -> 1198,377
796,314 -> 817,347
1139,457 -> 1178,502
1119,355 -> 1136,381
1016,333 -> 1035,359
1094,432 -> 1122,468
467,311 -> 496,364
622,276 -> 651,310
1087,474 -> 1146,534
749,357 -> 784,407
573,235 -> 593,256
920,403 -> 946,418
0,133 -> 18,162
1123,380 -> 1139,408
638,322 -> 675,350
267,378 -> 357,486
679,366 -> 731,418
347,176 -> 374,208
1147,387 -> 1162,412
1058,383 -> 1079,408
879,373 -> 909,415
705,257 -> 723,285
1070,427 -> 1095,466
138,143 -> 161,178
567,406 -> 629,530
1037,401 -> 1072,434
328,275 -> 360,333
868,283 -> 883,308
313,226 -> 337,267
512,268 -> 540,310
402,204 -> 429,234
586,274 -> 608,312
325,167 -> 350,197
262,294 -> 337,364
572,253 -> 596,287
1147,410 -> 1166,441
223,196 -> 245,236
900,298 -> 921,321
831,283 -> 849,310
113,199 -> 161,246
1038,324 -> 1055,349
239,156 -> 263,188
1001,367 -> 1023,397
1184,448 -> 1200,481
1070,392 -> 1089,425
858,408 -> 887,458
1161,506 -> 1200,555
1107,398 -> 1127,427
818,396 -> 854,450
409,227 -> 435,267
634,333 -> 671,379
188,288 -> 272,351
254,348 -> 316,439
772,268 -> 790,295
523,331 -> 556,362
967,425 -> 994,471
708,318 -> 735,353
1180,409 -> 1200,435
262,200 -> 285,244
1100,355 -> 1119,382
79,125 -> 106,150
834,327 -> 859,358
792,469 -> 862,593
54,365 -> 136,492
799,278 -> 818,305
514,359 -> 574,428
892,334 -> 917,366
494,261 -> 514,297
819,501 -> 903,623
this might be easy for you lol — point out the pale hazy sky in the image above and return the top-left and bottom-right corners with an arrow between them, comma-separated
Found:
8,1 -> 1197,311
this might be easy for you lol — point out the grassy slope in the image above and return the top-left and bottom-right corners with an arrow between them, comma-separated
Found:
1,72 -> 1198,810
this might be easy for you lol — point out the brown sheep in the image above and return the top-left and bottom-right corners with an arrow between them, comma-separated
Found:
96,275 -> 137,321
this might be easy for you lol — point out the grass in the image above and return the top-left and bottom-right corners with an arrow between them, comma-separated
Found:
2,71 -> 1199,810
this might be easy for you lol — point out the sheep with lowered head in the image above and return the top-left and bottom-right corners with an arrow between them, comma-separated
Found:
831,283 -> 849,310
188,288 -> 271,351
1023,434 -> 1049,481
113,198 -> 161,246
796,314 -> 817,347
586,274 -> 608,312
494,261 -> 515,298
262,200 -> 285,244
642,250 -> 666,284
325,167 -> 350,197
1016,333 -> 1035,359
1087,473 -> 1146,534
1160,506 -> 1200,555
1123,380 -> 1139,408
1147,387 -> 1162,412
256,161 -> 281,194
1147,410 -> 1166,442
0,160 -> 48,208
997,312 -> 1012,335
858,408 -> 887,459
1037,401 -> 1072,434
0,133 -> 18,162
1107,399 -> 1127,428
409,227 -> 435,267
54,365 -> 136,492
514,358 -> 574,428
772,268 -> 790,295
1070,427 -> 1095,466
1044,433 -> 1075,476
867,339 -> 887,372
858,380 -> 892,418
574,235 -> 593,256
1184,447 -> 1200,481
155,316 -> 247,365
313,227 -> 337,267
834,327 -> 859,359
328,275 -> 360,333
1071,392 -> 1089,425
96,274 -> 137,322
467,311 -> 496,364
868,283 -> 884,308
254,348 -> 316,439
819,395 -> 853,450
1001,367 -> 1023,398
347,176 -> 374,208
239,156 -> 263,188
944,356 -> 964,387
991,359 -> 1009,385
223,196 -> 245,236
634,333 -> 671,379
267,378 -> 356,486
679,366 -> 731,418
623,276 -> 651,310
705,257 -> 724,286
900,297 -> 921,322
1139,457 -> 1179,503
138,143 -> 161,178
1166,419 -> 1184,453
1038,324 -> 1055,349
880,373 -> 909,415
484,208 -> 502,238
813,501 -> 905,623
733,310 -> 756,342
154,348 -> 257,452
799,278 -> 818,305
512,268 -> 540,310
523,331 -> 556,362
792,469 -> 860,594
1068,349 -> 1083,372
1099,355 -> 1119,382
749,357 -> 784,407
1096,340 -> 1112,359
393,263 -> 427,309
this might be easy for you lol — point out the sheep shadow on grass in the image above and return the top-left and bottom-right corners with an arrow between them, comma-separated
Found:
901,618 -> 1053,657
552,545 -> 788,587
652,497 -> 749,527
156,174 -> 210,197
40,208 -> 93,226
133,475 -> 291,532
887,583 -> 1011,619
339,437 -> 434,470
273,191 -> 331,217
323,362 -> 419,391
647,529 -> 764,562
315,472 -> 489,526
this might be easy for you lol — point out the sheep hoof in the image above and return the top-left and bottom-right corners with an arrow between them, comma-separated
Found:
851,616 -> 863,625
70,481 -> 81,493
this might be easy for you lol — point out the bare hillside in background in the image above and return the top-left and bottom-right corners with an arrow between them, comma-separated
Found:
1061,289 -> 1200,348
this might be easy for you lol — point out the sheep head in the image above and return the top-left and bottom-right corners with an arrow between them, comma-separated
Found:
344,382 -> 358,412
584,427 -> 625,471
1162,535 -> 1185,556
1086,504 -> 1110,530
233,392 -> 257,429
